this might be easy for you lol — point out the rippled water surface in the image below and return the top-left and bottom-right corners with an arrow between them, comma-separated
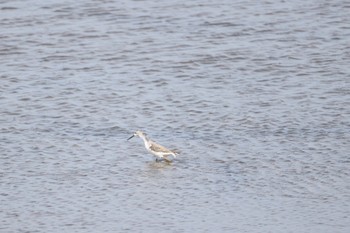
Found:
1,0 -> 350,232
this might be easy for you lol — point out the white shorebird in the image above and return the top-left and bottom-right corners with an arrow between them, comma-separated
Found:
127,130 -> 177,162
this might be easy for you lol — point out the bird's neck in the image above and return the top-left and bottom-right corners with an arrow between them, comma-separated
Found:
140,135 -> 151,147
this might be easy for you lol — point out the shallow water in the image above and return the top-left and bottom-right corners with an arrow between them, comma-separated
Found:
1,0 -> 350,232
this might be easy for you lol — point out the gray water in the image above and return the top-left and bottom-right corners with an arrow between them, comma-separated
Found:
1,0 -> 350,232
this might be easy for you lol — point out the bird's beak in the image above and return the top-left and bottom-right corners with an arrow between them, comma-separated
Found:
127,134 -> 135,140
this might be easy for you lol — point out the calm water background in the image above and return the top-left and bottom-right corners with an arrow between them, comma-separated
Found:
1,0 -> 350,232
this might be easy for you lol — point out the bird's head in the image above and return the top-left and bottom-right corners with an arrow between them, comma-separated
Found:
127,130 -> 146,140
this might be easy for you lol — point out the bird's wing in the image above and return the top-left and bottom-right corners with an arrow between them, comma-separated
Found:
149,141 -> 173,153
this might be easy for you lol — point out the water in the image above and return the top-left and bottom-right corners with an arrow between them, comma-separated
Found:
1,0 -> 350,232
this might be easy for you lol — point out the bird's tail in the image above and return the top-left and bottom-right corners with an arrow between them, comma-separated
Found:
172,149 -> 180,158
